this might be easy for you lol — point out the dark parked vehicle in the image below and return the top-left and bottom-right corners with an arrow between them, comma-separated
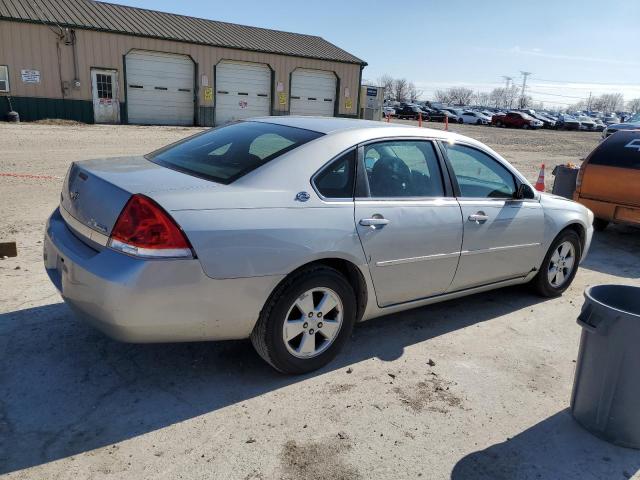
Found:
492,111 -> 543,129
602,113 -> 640,139
557,114 -> 581,131
423,108 -> 456,122
395,105 -> 429,121
530,112 -> 556,129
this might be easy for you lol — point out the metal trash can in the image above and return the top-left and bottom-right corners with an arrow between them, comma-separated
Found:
551,165 -> 579,199
571,284 -> 640,449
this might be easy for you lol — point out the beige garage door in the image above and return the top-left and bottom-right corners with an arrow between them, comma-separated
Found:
290,69 -> 336,117
215,61 -> 271,125
125,50 -> 195,126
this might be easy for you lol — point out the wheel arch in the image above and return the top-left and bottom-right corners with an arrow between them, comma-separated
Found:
262,258 -> 369,323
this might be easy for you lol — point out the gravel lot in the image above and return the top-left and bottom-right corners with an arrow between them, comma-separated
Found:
1,122 -> 639,480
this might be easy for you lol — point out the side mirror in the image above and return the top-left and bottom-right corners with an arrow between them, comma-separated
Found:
515,183 -> 535,200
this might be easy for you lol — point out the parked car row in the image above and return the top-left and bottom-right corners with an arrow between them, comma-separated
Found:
383,103 -> 637,133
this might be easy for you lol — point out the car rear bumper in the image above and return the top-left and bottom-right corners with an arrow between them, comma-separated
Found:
574,197 -> 640,226
44,208 -> 283,342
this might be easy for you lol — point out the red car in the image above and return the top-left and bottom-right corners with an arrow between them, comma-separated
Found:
492,111 -> 543,129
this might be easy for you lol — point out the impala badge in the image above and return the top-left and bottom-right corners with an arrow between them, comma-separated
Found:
70,191 -> 80,201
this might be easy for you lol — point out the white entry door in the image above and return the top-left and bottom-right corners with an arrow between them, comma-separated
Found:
125,50 -> 195,126
91,69 -> 120,124
290,69 -> 336,117
215,61 -> 271,125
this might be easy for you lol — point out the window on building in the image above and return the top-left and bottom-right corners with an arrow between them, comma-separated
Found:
0,66 -> 9,93
96,73 -> 113,99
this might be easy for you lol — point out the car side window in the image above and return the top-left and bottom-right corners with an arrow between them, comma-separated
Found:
314,149 -> 356,199
444,143 -> 516,199
364,141 -> 445,198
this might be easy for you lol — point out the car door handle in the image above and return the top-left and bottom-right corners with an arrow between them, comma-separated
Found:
359,217 -> 390,228
468,212 -> 489,223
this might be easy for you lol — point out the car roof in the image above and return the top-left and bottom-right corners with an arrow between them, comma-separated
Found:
251,116 -> 398,134
249,115 -> 472,142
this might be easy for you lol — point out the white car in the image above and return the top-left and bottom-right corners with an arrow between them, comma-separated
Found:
459,111 -> 492,125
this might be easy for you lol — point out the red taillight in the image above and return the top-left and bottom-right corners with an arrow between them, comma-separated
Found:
109,194 -> 193,258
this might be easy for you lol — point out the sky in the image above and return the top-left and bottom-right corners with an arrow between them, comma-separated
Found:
107,0 -> 640,108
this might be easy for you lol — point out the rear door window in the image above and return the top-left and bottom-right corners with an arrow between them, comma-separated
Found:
148,121 -> 322,184
589,131 -> 640,170
313,150 -> 356,199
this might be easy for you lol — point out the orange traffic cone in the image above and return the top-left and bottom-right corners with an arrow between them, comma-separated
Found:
418,112 -> 423,127
535,164 -> 545,191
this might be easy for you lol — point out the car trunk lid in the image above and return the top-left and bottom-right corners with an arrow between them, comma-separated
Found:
61,156 -> 220,236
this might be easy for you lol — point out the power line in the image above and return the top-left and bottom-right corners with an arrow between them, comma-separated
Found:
527,90 -> 587,99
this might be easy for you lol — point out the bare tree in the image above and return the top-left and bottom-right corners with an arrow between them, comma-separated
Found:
377,74 -> 394,102
626,98 -> 640,113
393,78 -> 409,102
592,93 -> 624,112
473,91 -> 491,107
434,89 -> 451,104
407,82 -> 422,103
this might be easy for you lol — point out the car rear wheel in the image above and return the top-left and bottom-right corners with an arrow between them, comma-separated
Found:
593,218 -> 609,231
476,119 -> 482,125
532,230 -> 581,297
496,121 -> 503,127
251,265 -> 356,374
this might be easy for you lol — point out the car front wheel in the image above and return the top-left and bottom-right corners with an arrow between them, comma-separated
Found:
251,265 -> 356,374
532,230 -> 581,297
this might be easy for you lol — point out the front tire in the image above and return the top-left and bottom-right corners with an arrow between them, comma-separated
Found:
251,265 -> 356,374
532,230 -> 582,297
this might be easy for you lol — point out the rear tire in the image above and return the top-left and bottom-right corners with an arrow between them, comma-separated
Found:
593,218 -> 609,231
250,265 -> 356,374
532,230 -> 582,297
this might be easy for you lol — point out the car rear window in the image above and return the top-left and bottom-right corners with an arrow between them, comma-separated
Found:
147,121 -> 323,184
589,130 -> 640,170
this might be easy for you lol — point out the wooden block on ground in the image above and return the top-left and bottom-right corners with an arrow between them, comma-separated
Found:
0,242 -> 18,258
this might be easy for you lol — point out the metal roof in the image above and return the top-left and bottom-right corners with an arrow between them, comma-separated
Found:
0,0 -> 366,65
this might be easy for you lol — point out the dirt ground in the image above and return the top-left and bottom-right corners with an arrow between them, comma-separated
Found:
1,122 -> 639,480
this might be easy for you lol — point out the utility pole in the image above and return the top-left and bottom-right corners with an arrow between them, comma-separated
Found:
587,91 -> 592,111
501,76 -> 512,108
519,71 -> 532,108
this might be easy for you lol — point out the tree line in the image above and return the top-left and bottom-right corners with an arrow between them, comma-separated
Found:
374,73 -> 639,113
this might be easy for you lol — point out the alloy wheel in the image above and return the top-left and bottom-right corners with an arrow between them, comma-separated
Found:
282,287 -> 344,359
548,241 -> 576,288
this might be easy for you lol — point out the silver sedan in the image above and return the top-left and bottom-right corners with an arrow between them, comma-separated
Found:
44,117 -> 594,373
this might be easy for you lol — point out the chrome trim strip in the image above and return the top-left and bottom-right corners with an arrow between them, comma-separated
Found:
460,242 -> 540,256
59,205 -> 109,246
376,251 -> 460,267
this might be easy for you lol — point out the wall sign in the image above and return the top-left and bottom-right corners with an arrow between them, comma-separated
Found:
21,69 -> 40,84
203,87 -> 213,102
345,98 -> 353,109
366,87 -> 378,97
201,75 -> 209,87
344,87 -> 350,98
278,92 -> 287,105
276,82 -> 284,93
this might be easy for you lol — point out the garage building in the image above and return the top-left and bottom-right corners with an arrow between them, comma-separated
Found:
0,0 -> 366,125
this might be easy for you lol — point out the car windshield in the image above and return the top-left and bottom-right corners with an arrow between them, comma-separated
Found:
627,113 -> 640,122
520,113 -> 533,120
147,121 -> 322,184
